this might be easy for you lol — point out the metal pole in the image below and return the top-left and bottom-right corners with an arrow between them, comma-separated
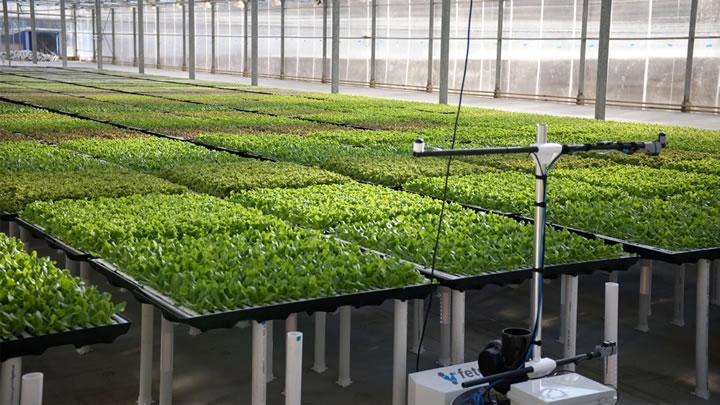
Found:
73,6 -> 78,60
159,318 -> 174,405
138,0 -> 145,73
312,312 -> 327,373
681,0 -> 698,112
29,0 -> 36,64
111,8 -> 116,64
243,0 -> 248,76
369,0 -> 376,87
562,275 -> 578,371
189,0 -> 196,79
138,304 -> 154,405
155,5 -> 160,69
426,0 -> 434,92
251,0 -> 257,85
694,259 -> 710,400
494,0 -> 503,98
266,321 -> 275,382
438,286 -> 451,366
576,0 -> 589,104
438,0 -> 450,104
251,321 -> 267,405
91,8 -> 96,63
210,1 -> 216,73
337,306 -> 351,387
594,0 -> 612,120
132,7 -> 137,66
2,0 -> 10,66
330,0 -> 339,94
530,124 -> 548,362
672,264 -> 685,327
392,300 -> 408,405
603,282 -> 618,388
279,0 -> 285,79
182,4 -> 187,71
636,259 -> 651,332
285,331 -> 303,405
321,0 -> 328,83
451,290 -> 465,365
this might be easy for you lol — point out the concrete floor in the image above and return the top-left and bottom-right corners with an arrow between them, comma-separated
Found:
17,238 -> 720,405
8,61 -> 720,131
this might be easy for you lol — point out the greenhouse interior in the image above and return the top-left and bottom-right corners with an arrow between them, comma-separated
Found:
0,0 -> 719,404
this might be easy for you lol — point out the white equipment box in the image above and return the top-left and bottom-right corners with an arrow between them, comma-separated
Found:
507,374 -> 617,405
408,361 -> 485,405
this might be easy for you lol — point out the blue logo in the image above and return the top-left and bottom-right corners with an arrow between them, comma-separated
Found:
438,372 -> 458,385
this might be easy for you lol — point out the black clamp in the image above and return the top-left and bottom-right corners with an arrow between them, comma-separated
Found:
534,201 -> 547,208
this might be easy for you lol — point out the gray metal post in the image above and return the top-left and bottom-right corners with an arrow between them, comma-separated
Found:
30,0 -> 37,64
251,0 -> 257,85
681,0 -> 698,112
188,0 -> 196,79
426,0 -> 434,92
438,0 -> 450,104
91,8 -> 96,63
369,0 -> 376,87
60,0 -> 67,67
594,0 -> 612,120
576,0 -> 589,104
331,0 -> 339,93
138,0 -> 144,73
493,0 -> 503,98
243,0 -> 248,76
155,5 -> 160,69
210,1 -> 216,73
279,0 -> 285,79
73,6 -> 78,59
2,0 -> 10,66
182,4 -> 187,71
321,0 -> 328,83
111,8 -> 116,64
132,7 -> 137,66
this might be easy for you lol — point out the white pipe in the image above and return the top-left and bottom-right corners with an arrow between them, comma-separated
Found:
159,318 -> 174,405
672,264 -> 686,327
438,287 -> 451,366
252,321 -> 267,405
65,257 -> 79,278
604,282 -> 618,388
266,321 -> 275,382
286,314 -> 297,333
711,259 -> 720,306
0,357 -> 22,405
19,373 -> 43,405
336,306 -> 352,387
451,290 -> 465,365
693,259 -> 710,400
557,275 -> 566,344
312,313 -> 327,373
392,300 -> 408,405
285,332 -> 303,405
636,259 -> 651,332
563,275 -> 578,372
19,227 -> 31,253
138,304 -> 154,405
410,299 -> 425,354
79,261 -> 91,285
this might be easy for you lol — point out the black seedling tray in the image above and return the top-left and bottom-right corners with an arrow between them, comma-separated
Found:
0,314 -> 130,361
15,218 -> 89,260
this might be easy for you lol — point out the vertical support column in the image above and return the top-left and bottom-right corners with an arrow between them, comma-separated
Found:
410,299 -> 425,354
438,0 -> 450,104
681,0 -> 698,112
712,260 -> 720,306
243,0 -> 248,76
285,331 -> 303,405
159,318 -> 175,405
451,290 -> 465,365
557,276 -> 567,344
286,314 -> 297,332
672,264 -> 686,327
251,0 -> 258,85
73,7 -> 78,60
92,10 -> 96,62
210,1 -> 216,73
29,0 -> 37,64
369,0 -> 377,87
438,286 -> 451,366
252,321 -> 267,405
604,282 -> 618,388
576,0 -> 589,104
330,0 -> 340,94
312,312 -> 327,373
493,0 -> 504,98
181,4 -> 187,71
138,304 -> 154,405
279,0 -> 285,79
189,0 -> 196,79
132,7 -> 137,66
636,259 -> 651,332
138,0 -> 145,73
20,372 -> 43,405
608,271 -> 618,283
594,0 -> 612,120
3,0 -> 11,66
266,321 -> 275,382
0,357 -> 21,405
95,0 -> 103,70
111,8 -> 116,64
392,300 -> 408,405
693,259 -> 710,400
426,0 -> 434,92
562,275 -> 578,371
155,5 -> 160,69
321,0 -> 328,83
336,306 -> 351,387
